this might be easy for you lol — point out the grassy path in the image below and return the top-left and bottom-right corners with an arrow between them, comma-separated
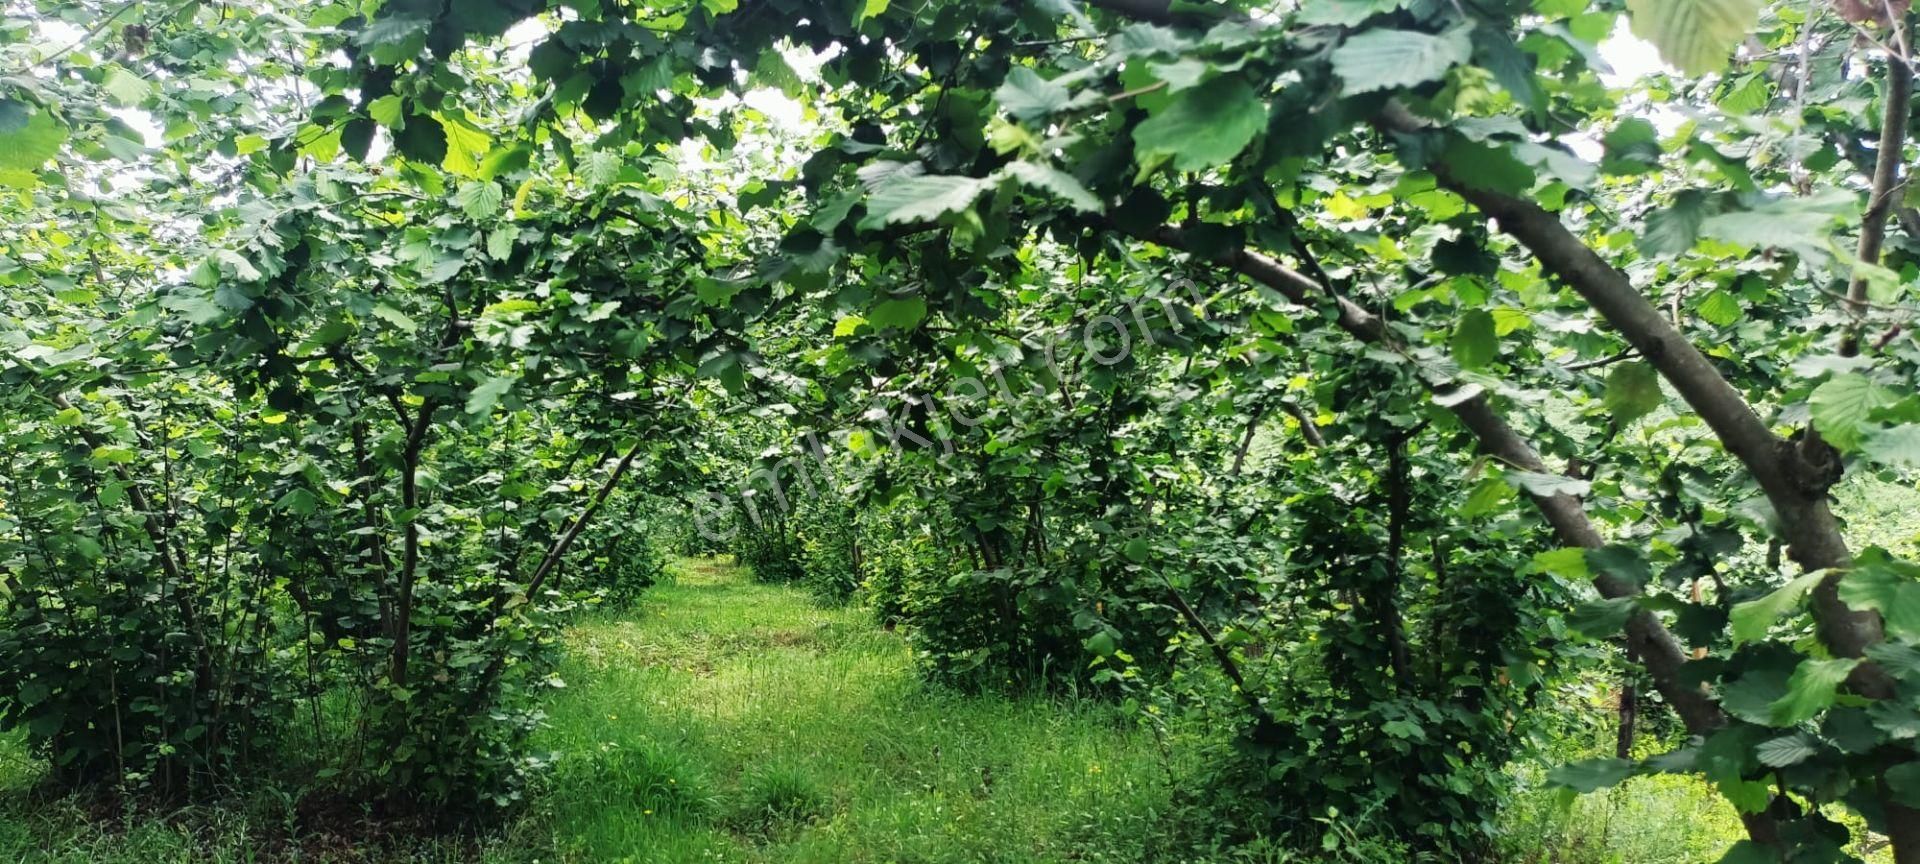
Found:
0,557 -> 1176,863
525,557 -> 1175,863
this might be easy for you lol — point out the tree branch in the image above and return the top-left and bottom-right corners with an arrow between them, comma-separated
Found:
1844,52 -> 1914,356
1132,222 -> 1731,738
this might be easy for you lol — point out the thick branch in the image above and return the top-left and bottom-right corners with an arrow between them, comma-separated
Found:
1844,53 -> 1914,356
523,439 -> 648,599
1134,223 -> 1729,735
1433,165 -> 1894,691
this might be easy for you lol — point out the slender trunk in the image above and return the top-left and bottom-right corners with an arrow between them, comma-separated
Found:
1842,52 -> 1913,356
390,400 -> 439,687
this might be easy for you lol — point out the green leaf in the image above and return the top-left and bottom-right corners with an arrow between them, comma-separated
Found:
441,114 -> 492,177
869,296 -> 927,330
0,99 -> 27,133
1459,475 -> 1516,517
1871,701 -> 1920,739
368,94 -> 407,128
1086,630 -> 1117,656
859,174 -> 990,228
356,15 -> 430,65
1753,732 -> 1818,767
1547,757 -> 1634,793
1696,289 -> 1743,326
1297,0 -> 1406,27
487,228 -> 516,261
1330,26 -> 1472,95
467,375 -> 516,415
454,181 -> 503,219
1122,538 -> 1151,562
1440,137 -> 1536,194
1450,309 -> 1497,370
1638,190 -> 1706,257
1728,570 -> 1825,646
102,67 -> 152,106
371,304 -> 419,333
1380,718 -> 1425,740
1809,373 -> 1898,452
395,114 -> 448,164
273,488 -> 320,516
1626,0 -> 1765,76
1603,361 -> 1663,425
1864,424 -> 1920,470
998,162 -> 1101,212
1699,190 -> 1854,262
995,67 -> 1071,121
1567,596 -> 1636,639
1131,77 -> 1266,172
1838,548 -> 1920,639
1888,762 -> 1920,808
1768,657 -> 1859,726
0,108 -> 65,174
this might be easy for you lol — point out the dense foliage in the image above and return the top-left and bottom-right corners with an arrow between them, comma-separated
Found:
5,0 -> 1920,860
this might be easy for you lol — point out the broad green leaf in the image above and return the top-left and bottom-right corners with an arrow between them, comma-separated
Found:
1638,190 -> 1706,257
1533,547 -> 1591,580
368,94 -> 407,128
1330,26 -> 1472,95
1728,571 -> 1825,646
1865,641 -> 1920,681
1863,424 -> 1920,470
454,181 -> 503,219
1547,757 -> 1634,793
858,175 -> 990,228
441,114 -> 492,177
466,375 -> 516,415
995,67 -> 1071,121
1838,548 -> 1920,639
371,304 -> 419,333
1888,762 -> 1920,808
1450,309 -> 1497,369
580,150 -> 623,189
1122,538 -> 1151,562
869,297 -> 928,329
1768,657 -> 1859,726
1603,361 -> 1662,424
487,228 -> 516,261
356,15 -> 430,65
1566,597 -> 1635,639
102,67 -> 152,106
1809,373 -> 1897,451
1460,475 -> 1516,517
395,114 -> 448,164
998,162 -> 1101,212
0,109 -> 65,174
1131,77 -> 1266,172
1297,0 -> 1406,26
1626,0 -> 1765,76
1699,190 -> 1855,263
1753,732 -> 1818,767
1696,289 -> 1743,326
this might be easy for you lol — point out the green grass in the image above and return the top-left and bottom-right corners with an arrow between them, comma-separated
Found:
530,556 -> 1179,863
0,558 -> 1178,863
0,556 -> 1870,862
